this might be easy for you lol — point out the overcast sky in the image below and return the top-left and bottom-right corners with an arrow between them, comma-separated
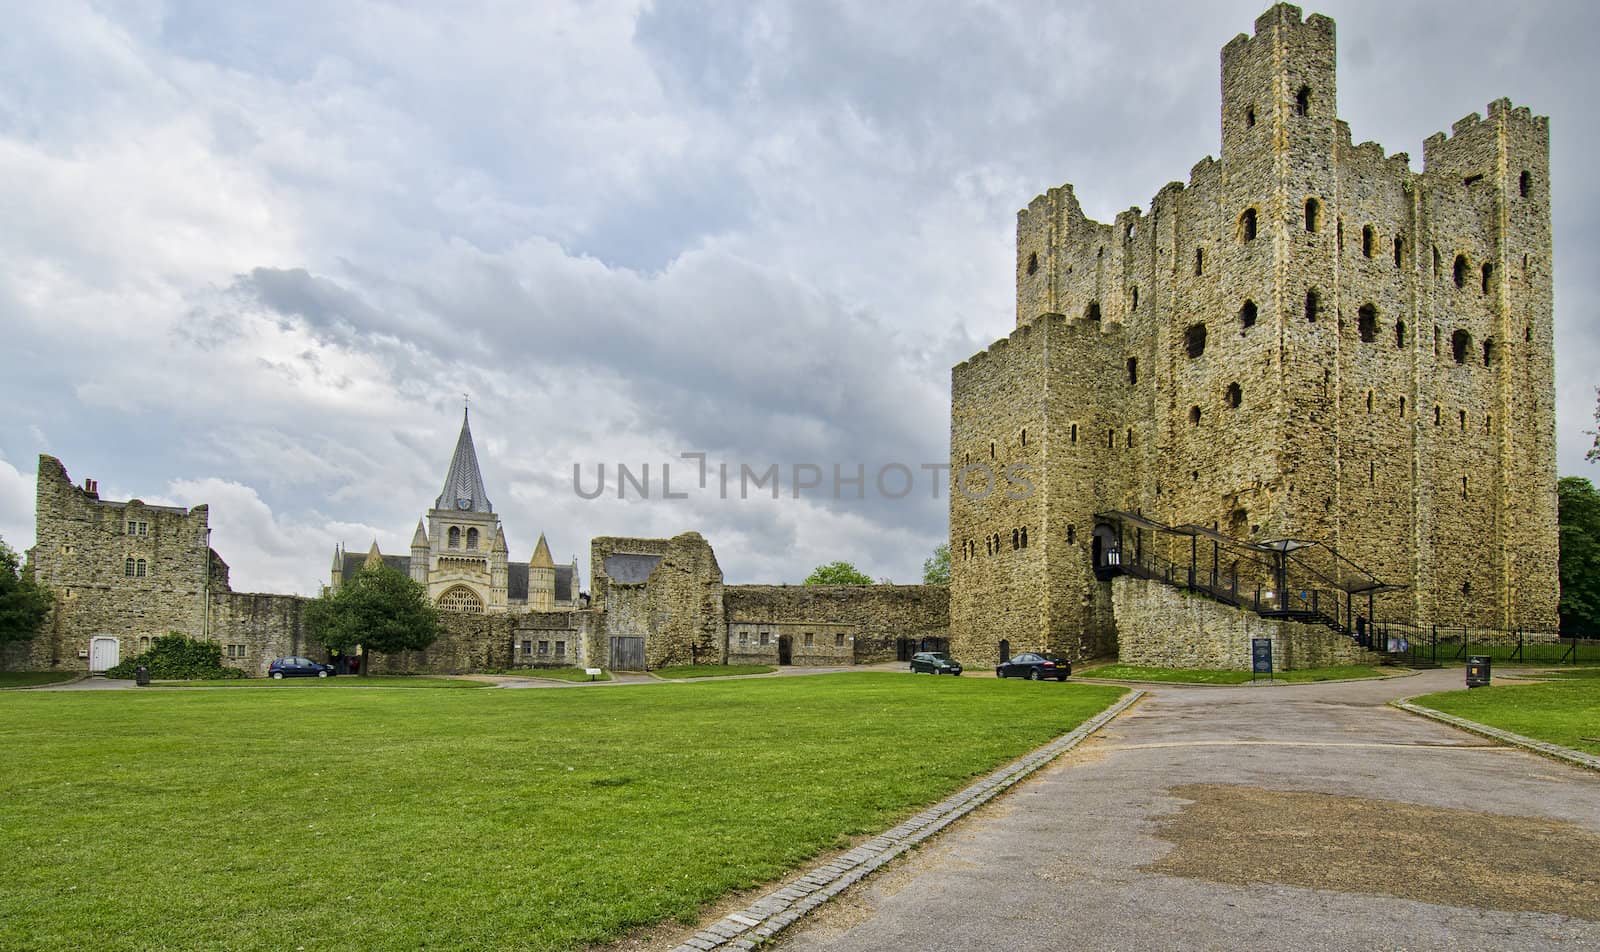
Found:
2,0 -> 1595,594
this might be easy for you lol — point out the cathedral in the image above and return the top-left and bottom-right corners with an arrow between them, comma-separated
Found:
329,409 -> 581,613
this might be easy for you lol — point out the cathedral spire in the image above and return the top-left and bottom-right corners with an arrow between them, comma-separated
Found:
433,407 -> 494,513
530,532 -> 554,568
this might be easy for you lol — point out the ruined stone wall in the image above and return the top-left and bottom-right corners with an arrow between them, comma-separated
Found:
16,456 -> 218,671
723,584 -> 948,665
207,592 -> 320,677
954,4 -> 1558,663
1113,576 -> 1383,670
590,533 -> 724,669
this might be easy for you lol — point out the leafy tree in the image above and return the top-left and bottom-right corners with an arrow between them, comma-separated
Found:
0,537 -> 53,646
803,561 -> 875,586
1558,476 -> 1600,635
922,543 -> 950,585
1589,388 -> 1599,463
305,560 -> 442,675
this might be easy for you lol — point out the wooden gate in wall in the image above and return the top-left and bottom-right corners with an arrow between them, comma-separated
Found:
609,636 -> 645,671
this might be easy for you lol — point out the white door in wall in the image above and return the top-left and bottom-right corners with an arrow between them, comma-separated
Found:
89,636 -> 120,673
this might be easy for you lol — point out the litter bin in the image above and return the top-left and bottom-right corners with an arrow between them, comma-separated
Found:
135,664 -> 150,687
1466,655 -> 1491,689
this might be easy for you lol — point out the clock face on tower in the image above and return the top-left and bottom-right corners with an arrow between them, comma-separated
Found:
456,498 -> 472,511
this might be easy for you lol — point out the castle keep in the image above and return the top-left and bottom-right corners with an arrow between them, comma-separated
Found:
950,4 -> 1558,665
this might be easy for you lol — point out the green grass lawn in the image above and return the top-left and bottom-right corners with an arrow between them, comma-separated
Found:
1410,679 -> 1600,756
1520,667 -> 1600,680
654,664 -> 776,679
150,675 -> 490,689
0,673 -> 1124,951
0,672 -> 77,688
515,667 -> 611,682
1079,663 -> 1389,684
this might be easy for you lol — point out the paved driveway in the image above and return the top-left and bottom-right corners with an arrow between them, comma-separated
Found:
776,669 -> 1600,951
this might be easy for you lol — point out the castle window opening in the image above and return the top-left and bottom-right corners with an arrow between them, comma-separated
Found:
1295,85 -> 1311,116
1358,304 -> 1378,343
1085,301 -> 1101,321
1020,527 -> 1028,549
1127,357 -> 1138,385
1337,219 -> 1344,247
1227,383 -> 1243,409
1067,525 -> 1076,544
228,644 -> 246,659
139,636 -> 150,652
539,639 -> 551,655
126,520 -> 148,536
1453,254 -> 1469,288
1432,246 -> 1441,276
1126,427 -> 1135,448
1191,469 -> 1200,482
1483,337 -> 1494,367
1451,329 -> 1472,364
448,526 -> 461,549
1361,225 -> 1375,258
1026,252 -> 1038,275
1240,299 -> 1257,329
1525,323 -> 1533,342
1195,247 -> 1204,275
835,633 -> 845,647
1011,528 -> 1019,551
1463,174 -> 1483,187
738,632 -> 748,646
554,641 -> 565,658
1240,208 -> 1258,242
1108,429 -> 1115,449
1481,263 -> 1493,295
1394,235 -> 1405,268
1434,405 -> 1442,426
1365,390 -> 1373,413
1462,579 -> 1472,595
1461,477 -> 1469,501
1305,288 -> 1320,322
1097,246 -> 1104,258
804,632 -> 814,648
1399,396 -> 1407,417
1459,409 -> 1468,432
1433,325 -> 1441,355
760,632 -> 770,646
1520,170 -> 1532,197
1396,320 -> 1407,348
1185,322 -> 1207,358
1305,198 -> 1321,232
1070,423 -> 1078,444
466,527 -> 479,550
1245,106 -> 1256,127
990,442 -> 995,459
1021,428 -> 1026,447
1369,461 -> 1375,485
520,639 -> 532,655
1189,405 -> 1202,426
1131,287 -> 1139,311
1484,414 -> 1492,434
1126,222 -> 1136,241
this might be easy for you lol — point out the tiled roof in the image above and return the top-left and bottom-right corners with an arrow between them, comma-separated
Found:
508,564 -> 528,601
553,565 -> 573,602
341,552 -> 412,583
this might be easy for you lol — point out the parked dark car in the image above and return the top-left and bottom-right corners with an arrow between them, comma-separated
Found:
268,657 -> 336,679
995,652 -> 1071,681
909,651 -> 963,675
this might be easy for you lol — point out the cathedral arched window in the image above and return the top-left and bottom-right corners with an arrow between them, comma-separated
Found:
466,528 -> 479,550
448,526 -> 461,549
437,585 -> 484,614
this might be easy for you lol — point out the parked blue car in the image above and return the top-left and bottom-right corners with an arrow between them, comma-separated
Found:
268,657 -> 336,679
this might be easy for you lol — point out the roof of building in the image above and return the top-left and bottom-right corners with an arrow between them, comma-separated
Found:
530,532 -> 555,568
554,565 -> 574,602
341,552 -> 412,583
433,408 -> 494,514
603,553 -> 662,584
508,563 -> 527,601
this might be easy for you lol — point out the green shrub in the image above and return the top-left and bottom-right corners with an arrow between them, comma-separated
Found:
106,634 -> 246,681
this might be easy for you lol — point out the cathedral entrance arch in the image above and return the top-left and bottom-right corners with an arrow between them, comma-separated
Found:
437,585 -> 484,614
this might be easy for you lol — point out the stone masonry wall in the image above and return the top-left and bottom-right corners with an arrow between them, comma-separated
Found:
591,533 -> 725,669
1113,576 -> 1383,670
723,584 -> 949,665
954,4 -> 1559,665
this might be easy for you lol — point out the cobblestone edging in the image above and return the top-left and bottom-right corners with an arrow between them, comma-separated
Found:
1393,700 -> 1600,773
670,689 -> 1145,952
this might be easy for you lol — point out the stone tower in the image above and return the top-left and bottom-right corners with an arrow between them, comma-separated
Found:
421,407 -> 508,613
528,533 -> 556,611
950,3 -> 1557,665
